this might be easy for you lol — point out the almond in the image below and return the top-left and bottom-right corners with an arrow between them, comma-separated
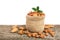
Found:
44,25 -> 50,29
48,29 -> 53,32
45,33 -> 49,36
11,27 -> 18,33
19,27 -> 25,30
27,33 -> 32,37
45,24 -> 54,28
48,31 -> 55,37
40,34 -> 45,38
23,30 -> 30,34
18,30 -> 23,35
35,35 -> 40,38
32,33 -> 37,37
40,13 -> 45,16
33,13 -> 37,16
38,32 -> 42,35
43,29 -> 48,33
48,25 -> 54,28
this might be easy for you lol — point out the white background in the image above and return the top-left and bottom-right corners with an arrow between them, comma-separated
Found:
0,0 -> 60,25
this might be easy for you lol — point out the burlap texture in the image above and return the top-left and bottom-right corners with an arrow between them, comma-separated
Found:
26,15 -> 45,32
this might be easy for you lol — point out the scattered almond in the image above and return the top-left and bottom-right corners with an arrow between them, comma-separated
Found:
44,25 -> 50,29
32,33 -> 37,37
45,33 -> 49,36
18,30 -> 23,35
48,29 -> 53,32
49,25 -> 54,28
23,30 -> 30,34
11,24 -> 55,38
27,33 -> 32,37
47,29 -> 55,37
38,32 -> 42,35
35,35 -> 40,38
45,24 -> 54,28
49,31 -> 55,37
11,27 -> 18,33
40,34 -> 45,38
43,29 -> 48,33
19,27 -> 25,30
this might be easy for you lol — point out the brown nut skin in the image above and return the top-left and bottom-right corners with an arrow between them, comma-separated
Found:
47,29 -> 55,37
47,29 -> 53,32
44,25 -> 49,29
40,14 -> 45,17
38,32 -> 45,38
18,30 -> 24,35
27,33 -> 32,37
38,32 -> 42,35
28,13 -> 33,16
49,31 -> 55,37
33,13 -> 37,16
50,25 -> 54,28
19,27 -> 25,30
23,30 -> 30,34
39,34 -> 45,38
45,24 -> 54,28
45,33 -> 49,36
48,24 -> 54,28
43,29 -> 48,33
32,33 -> 38,37
35,35 -> 40,38
11,27 -> 18,33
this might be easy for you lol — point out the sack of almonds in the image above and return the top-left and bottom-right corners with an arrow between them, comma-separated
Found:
26,6 -> 45,32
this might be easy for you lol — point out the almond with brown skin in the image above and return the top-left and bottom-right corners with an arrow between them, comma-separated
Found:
44,25 -> 50,29
47,29 -> 55,37
23,30 -> 30,34
29,14 -> 33,16
47,29 -> 53,32
43,29 -> 48,33
45,24 -> 54,28
32,33 -> 38,37
45,33 -> 49,36
11,27 -> 18,33
50,32 -> 55,37
19,27 -> 25,30
48,31 -> 55,37
27,33 -> 32,37
35,35 -> 40,38
40,13 -> 45,17
33,13 -> 37,16
39,33 -> 45,38
48,24 -> 54,28
38,32 -> 42,35
18,30 -> 24,35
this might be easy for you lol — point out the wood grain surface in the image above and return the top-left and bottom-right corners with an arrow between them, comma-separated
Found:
0,25 -> 60,40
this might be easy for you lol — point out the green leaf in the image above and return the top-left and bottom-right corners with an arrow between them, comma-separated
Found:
37,6 -> 39,10
32,8 -> 36,11
32,6 -> 43,13
38,10 -> 43,12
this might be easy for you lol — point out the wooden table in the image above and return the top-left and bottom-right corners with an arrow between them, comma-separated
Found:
0,25 -> 60,40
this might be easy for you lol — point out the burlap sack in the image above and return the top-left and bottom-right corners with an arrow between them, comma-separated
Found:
26,15 -> 45,32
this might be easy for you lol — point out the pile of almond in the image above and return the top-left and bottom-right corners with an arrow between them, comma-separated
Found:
27,6 -> 45,17
28,12 -> 45,17
11,24 -> 55,38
